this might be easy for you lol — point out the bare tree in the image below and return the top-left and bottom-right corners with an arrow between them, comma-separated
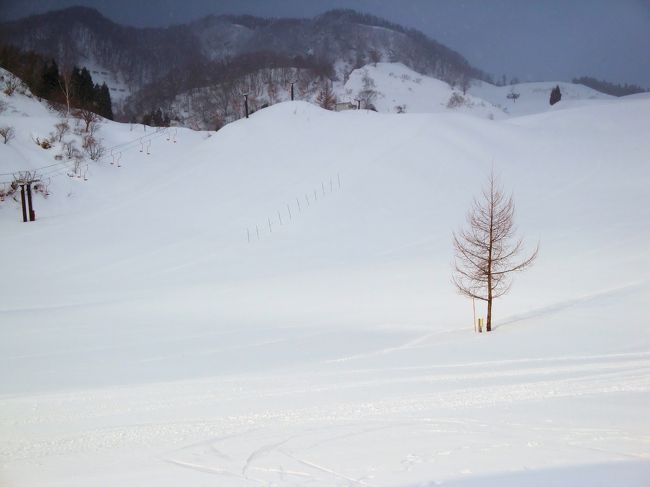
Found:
357,69 -> 377,109
369,49 -> 381,65
506,89 -> 520,103
75,108 -> 101,133
3,78 -> 18,96
459,74 -> 471,95
82,135 -> 104,161
0,126 -> 15,144
54,120 -> 70,142
58,67 -> 74,116
316,81 -> 336,110
452,172 -> 538,332
447,93 -> 466,109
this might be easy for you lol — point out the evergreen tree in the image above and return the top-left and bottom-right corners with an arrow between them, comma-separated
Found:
71,67 -> 95,109
39,61 -> 60,99
550,85 -> 562,105
94,82 -> 113,120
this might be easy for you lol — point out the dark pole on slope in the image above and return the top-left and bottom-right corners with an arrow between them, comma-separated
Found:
243,94 -> 249,119
25,183 -> 35,221
290,82 -> 295,101
19,184 -> 27,222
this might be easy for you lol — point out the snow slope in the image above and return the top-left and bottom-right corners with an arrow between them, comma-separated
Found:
469,79 -> 614,117
341,63 -> 504,118
338,63 -> 614,120
1,69 -> 650,486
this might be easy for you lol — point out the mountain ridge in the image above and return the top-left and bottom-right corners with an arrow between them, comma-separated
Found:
0,6 -> 487,115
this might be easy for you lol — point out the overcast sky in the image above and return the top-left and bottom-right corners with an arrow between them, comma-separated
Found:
2,0 -> 649,87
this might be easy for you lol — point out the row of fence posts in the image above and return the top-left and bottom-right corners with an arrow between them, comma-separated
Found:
247,173 -> 341,243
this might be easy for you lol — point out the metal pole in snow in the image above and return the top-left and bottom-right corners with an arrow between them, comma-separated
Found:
26,183 -> 35,221
19,184 -> 27,222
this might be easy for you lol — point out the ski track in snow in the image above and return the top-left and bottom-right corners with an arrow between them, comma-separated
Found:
2,350 -> 649,485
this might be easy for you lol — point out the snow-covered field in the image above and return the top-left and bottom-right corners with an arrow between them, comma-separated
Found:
1,69 -> 649,486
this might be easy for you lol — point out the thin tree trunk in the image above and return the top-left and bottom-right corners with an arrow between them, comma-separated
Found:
486,178 -> 494,332
486,293 -> 492,332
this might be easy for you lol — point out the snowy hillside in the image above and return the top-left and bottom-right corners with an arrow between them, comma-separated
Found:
1,69 -> 650,486
470,79 -> 614,117
339,63 -> 615,120
341,63 -> 503,119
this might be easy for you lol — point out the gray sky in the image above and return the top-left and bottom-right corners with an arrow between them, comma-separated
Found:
2,0 -> 649,87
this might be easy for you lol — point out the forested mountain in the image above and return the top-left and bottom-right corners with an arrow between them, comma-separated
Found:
572,76 -> 647,97
0,6 -> 488,120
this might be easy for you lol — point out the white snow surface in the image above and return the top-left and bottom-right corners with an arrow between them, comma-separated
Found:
1,67 -> 650,486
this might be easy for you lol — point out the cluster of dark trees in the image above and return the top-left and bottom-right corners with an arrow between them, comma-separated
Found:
0,43 -> 113,119
572,76 -> 647,97
141,108 -> 171,127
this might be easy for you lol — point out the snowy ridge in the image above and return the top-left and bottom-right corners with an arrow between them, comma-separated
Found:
340,63 -> 503,118
469,79 -> 613,117
338,63 -> 615,120
1,70 -> 650,486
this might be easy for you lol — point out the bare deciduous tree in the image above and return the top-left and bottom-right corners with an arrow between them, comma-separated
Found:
316,81 -> 336,110
357,69 -> 378,109
506,89 -> 520,102
82,135 -> 104,161
453,172 -> 538,332
54,120 -> 70,142
62,140 -> 80,160
447,92 -> 466,109
58,67 -> 74,116
0,126 -> 15,144
3,78 -> 18,96
75,108 -> 101,133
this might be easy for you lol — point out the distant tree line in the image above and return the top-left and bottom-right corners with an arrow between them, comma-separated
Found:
141,108 -> 171,127
0,43 -> 113,119
124,51 -> 334,126
572,76 -> 647,97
